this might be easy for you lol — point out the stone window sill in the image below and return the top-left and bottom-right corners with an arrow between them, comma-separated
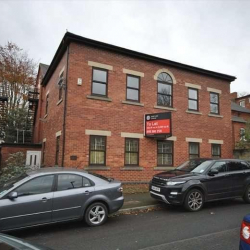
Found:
87,95 -> 112,102
186,110 -> 202,115
84,166 -> 110,171
122,100 -> 144,107
120,166 -> 144,171
154,105 -> 177,111
208,114 -> 223,118
57,99 -> 63,106
154,166 -> 175,171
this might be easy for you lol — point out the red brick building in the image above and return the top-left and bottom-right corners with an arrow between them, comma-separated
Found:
231,93 -> 250,147
235,94 -> 250,110
33,32 -> 236,182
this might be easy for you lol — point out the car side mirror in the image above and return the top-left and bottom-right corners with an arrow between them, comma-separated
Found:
8,192 -> 18,200
209,169 -> 219,176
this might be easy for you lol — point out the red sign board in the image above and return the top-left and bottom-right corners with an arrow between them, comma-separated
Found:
145,112 -> 172,138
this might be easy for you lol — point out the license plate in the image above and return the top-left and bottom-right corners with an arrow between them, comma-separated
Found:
152,186 -> 160,192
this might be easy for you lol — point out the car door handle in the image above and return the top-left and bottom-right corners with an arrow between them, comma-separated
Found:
84,190 -> 92,195
41,197 -> 50,202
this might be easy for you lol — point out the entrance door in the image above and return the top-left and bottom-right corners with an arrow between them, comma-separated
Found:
26,151 -> 41,168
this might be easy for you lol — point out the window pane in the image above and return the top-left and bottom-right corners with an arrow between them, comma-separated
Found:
241,162 -> 250,170
212,144 -> 221,156
210,162 -> 227,173
125,153 -> 138,165
157,94 -> 171,107
92,82 -> 106,96
189,154 -> 199,159
126,139 -> 138,152
188,100 -> 198,110
83,177 -> 92,187
127,76 -> 139,89
157,73 -> 173,83
91,137 -> 105,150
158,83 -> 172,95
189,143 -> 199,154
127,89 -> 139,101
93,69 -> 107,82
58,175 -> 83,191
210,93 -> 218,103
158,142 -> 172,153
210,104 -> 218,113
227,162 -> 244,171
157,154 -> 172,165
15,175 -> 54,196
90,151 -> 105,164
189,89 -> 197,99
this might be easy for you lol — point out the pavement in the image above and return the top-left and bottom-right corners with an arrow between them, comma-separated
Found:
119,192 -> 163,213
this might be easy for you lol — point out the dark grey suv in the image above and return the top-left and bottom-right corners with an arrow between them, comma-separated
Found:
150,159 -> 250,211
0,168 -> 124,231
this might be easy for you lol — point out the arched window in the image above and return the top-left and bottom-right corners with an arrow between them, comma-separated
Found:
157,72 -> 173,107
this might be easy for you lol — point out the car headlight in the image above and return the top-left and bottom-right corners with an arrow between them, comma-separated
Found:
167,181 -> 186,186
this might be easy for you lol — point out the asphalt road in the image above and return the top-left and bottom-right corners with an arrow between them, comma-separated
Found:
9,199 -> 250,250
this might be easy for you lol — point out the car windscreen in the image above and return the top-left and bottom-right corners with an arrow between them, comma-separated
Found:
0,174 -> 28,195
191,160 -> 213,174
176,159 -> 208,172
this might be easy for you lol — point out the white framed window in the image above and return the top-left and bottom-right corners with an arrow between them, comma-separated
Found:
240,100 -> 246,107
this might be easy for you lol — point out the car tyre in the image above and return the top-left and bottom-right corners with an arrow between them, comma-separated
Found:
85,202 -> 108,227
243,185 -> 250,204
184,189 -> 204,212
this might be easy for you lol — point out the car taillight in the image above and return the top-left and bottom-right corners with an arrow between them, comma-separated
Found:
118,187 -> 123,192
241,221 -> 250,244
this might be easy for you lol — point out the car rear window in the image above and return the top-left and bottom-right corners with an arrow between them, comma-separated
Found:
88,173 -> 112,182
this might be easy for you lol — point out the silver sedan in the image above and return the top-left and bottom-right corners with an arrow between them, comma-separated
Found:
0,168 -> 124,231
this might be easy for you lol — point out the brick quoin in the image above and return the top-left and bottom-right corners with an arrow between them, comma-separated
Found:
34,32 -> 236,182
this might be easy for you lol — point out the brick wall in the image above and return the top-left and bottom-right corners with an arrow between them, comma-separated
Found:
0,144 -> 42,168
35,52 -> 67,167
33,68 -> 44,144
235,96 -> 250,110
37,41 -> 234,182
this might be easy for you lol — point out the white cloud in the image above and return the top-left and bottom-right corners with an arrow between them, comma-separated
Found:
0,0 -> 249,93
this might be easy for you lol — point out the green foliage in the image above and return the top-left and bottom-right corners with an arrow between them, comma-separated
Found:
4,108 -> 32,143
236,119 -> 250,150
0,152 -> 26,185
245,119 -> 250,142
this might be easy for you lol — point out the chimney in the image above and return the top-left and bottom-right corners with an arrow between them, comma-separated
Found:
230,92 -> 238,101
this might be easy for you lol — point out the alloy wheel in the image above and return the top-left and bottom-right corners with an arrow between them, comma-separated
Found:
88,205 -> 106,225
188,191 -> 203,211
